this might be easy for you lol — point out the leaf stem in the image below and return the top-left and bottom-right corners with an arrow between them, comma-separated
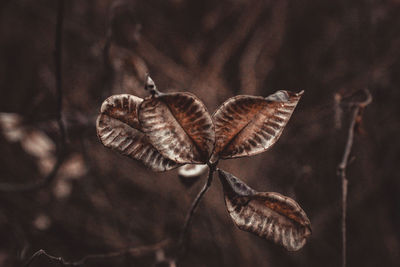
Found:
177,161 -> 218,257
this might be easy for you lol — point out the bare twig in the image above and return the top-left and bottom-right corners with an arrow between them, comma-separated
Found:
24,239 -> 170,267
337,88 -> 372,267
0,0 -> 66,193
101,1 -> 118,97
102,26 -> 114,94
54,0 -> 65,147
177,161 -> 218,258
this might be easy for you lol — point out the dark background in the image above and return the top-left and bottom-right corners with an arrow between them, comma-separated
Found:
0,0 -> 399,266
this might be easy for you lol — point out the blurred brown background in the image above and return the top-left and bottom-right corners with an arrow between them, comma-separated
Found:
0,0 -> 399,266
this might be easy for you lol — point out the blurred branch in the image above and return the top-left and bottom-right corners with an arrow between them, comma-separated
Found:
137,37 -> 191,84
24,239 -> 170,267
102,24 -> 114,94
177,162 -> 217,260
239,0 -> 287,95
189,0 -> 265,104
101,1 -> 117,97
205,0 -> 264,78
337,88 -> 372,267
54,0 -> 65,146
0,0 -> 66,192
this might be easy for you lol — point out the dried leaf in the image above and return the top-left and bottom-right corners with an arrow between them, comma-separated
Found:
96,94 -> 179,172
139,92 -> 215,164
217,169 -> 311,251
212,90 -> 303,161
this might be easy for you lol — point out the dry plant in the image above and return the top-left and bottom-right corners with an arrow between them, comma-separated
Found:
95,75 -> 311,259
336,89 -> 372,267
3,0 -> 390,266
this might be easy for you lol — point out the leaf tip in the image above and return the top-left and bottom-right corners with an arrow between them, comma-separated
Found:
266,90 -> 304,102
306,224 -> 312,236
217,169 -> 256,197
287,224 -> 312,251
266,90 -> 289,102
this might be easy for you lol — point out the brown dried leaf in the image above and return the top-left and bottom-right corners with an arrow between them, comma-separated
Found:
212,90 -> 303,161
139,92 -> 215,164
96,94 -> 179,172
217,169 -> 311,251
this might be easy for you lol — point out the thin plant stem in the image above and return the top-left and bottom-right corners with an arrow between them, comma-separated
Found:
337,89 -> 372,267
177,161 -> 218,256
0,0 -> 66,193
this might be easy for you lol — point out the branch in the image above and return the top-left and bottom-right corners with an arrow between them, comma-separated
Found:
101,1 -> 116,97
239,0 -> 287,95
0,0 -> 66,192
24,240 -> 170,267
337,88 -> 372,267
177,161 -> 218,258
54,0 -> 66,147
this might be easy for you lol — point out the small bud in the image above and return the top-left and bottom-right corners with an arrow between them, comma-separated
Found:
144,74 -> 158,95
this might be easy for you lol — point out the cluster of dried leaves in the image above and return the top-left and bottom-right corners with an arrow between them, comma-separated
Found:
96,76 -> 311,252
